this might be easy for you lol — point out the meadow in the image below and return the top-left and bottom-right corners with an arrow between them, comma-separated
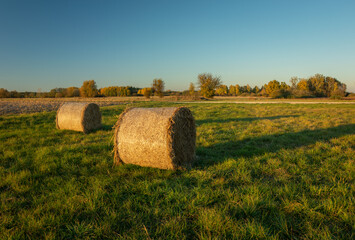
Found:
0,101 -> 354,239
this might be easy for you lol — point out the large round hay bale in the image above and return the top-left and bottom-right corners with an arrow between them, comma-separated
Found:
114,107 -> 196,170
56,102 -> 101,133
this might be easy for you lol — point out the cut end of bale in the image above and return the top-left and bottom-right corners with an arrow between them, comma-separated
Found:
114,107 -> 196,170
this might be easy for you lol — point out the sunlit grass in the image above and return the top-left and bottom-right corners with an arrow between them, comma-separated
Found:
1,102 -> 354,239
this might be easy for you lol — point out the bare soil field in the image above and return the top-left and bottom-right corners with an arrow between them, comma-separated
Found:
0,98 -> 128,115
1,96 -> 354,115
0,96 -> 192,115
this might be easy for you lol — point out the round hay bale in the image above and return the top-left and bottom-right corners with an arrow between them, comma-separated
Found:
56,102 -> 101,133
114,107 -> 196,170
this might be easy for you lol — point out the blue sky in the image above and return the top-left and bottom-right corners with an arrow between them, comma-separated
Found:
1,0 -> 354,92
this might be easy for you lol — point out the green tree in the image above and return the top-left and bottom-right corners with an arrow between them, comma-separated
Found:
152,78 -> 165,98
198,73 -> 221,98
80,80 -> 98,97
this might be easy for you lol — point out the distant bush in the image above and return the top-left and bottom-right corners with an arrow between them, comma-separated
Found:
290,89 -> 314,98
55,92 -> 64,98
269,89 -> 291,98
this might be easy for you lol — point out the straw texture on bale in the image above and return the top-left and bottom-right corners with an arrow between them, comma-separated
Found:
114,107 -> 196,170
56,102 -> 101,133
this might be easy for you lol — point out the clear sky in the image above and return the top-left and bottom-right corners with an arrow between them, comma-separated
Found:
1,0 -> 354,92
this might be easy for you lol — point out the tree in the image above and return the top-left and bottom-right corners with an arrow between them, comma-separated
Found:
235,84 -> 241,95
330,81 -> 347,98
245,84 -> 252,93
290,76 -> 299,89
10,90 -> 20,98
265,80 -> 290,98
291,74 -> 347,98
216,85 -> 228,96
65,87 -> 80,97
229,85 -> 236,96
189,83 -> 195,97
0,88 -> 10,98
308,74 -> 326,97
280,82 -> 290,90
152,78 -> 165,98
325,76 -> 346,97
297,79 -> 309,91
265,80 -> 281,95
253,86 -> 260,94
55,92 -> 64,98
198,73 -> 221,98
48,88 -> 65,98
142,88 -> 152,98
259,85 -> 268,96
80,80 -> 98,97
100,86 -> 132,97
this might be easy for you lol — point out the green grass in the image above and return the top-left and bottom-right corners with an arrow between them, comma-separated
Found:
1,102 -> 354,239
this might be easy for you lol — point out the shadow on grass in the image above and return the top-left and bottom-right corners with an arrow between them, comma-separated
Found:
196,124 -> 355,168
89,124 -> 114,133
196,115 -> 299,125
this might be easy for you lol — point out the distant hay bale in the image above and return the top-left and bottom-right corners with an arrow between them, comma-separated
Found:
114,107 -> 196,170
56,102 -> 101,133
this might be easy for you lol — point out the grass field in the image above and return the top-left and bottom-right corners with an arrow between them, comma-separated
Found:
1,102 -> 354,239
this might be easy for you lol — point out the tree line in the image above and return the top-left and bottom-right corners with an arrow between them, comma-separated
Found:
195,73 -> 348,99
0,73 -> 349,99
0,79 -> 161,98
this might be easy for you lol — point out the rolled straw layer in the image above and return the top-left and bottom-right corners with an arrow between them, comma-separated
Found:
56,102 -> 101,133
114,107 -> 196,170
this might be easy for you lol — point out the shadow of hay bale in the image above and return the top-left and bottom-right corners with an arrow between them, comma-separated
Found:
195,124 -> 355,168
